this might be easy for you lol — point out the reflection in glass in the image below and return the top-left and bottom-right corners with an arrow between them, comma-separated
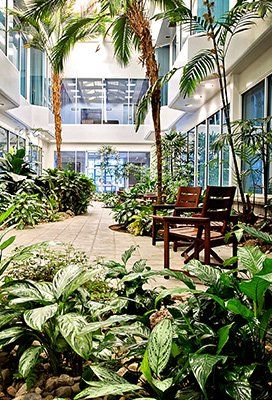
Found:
8,22 -> 20,68
20,36 -> 27,97
242,81 -> 264,194
187,128 -> 195,185
30,48 -> 45,106
61,79 -> 77,124
77,79 -> 103,124
0,127 -> 8,156
76,151 -> 86,173
129,79 -> 149,124
18,136 -> 26,149
104,79 -> 128,124
9,132 -> 18,151
197,122 -> 206,187
208,111 -> 220,185
0,0 -> 6,54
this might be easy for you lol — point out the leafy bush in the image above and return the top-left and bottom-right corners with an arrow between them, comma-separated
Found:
112,198 -> 152,232
127,207 -> 152,236
35,169 -> 95,215
0,149 -> 35,194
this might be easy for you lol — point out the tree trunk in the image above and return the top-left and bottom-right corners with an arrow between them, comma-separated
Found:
127,3 -> 163,203
52,72 -> 62,169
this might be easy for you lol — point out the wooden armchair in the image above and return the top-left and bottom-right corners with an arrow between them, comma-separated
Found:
152,186 -> 202,246
163,186 -> 237,269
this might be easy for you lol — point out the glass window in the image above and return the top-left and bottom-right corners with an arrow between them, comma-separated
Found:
104,79 -> 128,124
20,35 -> 27,97
76,151 -> 86,173
155,46 -> 169,106
8,18 -> 20,69
61,151 -> 76,170
18,135 -> 26,149
30,48 -> 45,106
0,0 -> 6,54
242,81 -> 265,193
129,79 -> 149,124
9,132 -> 18,151
78,79 -> 103,124
171,34 -> 177,64
61,79 -> 77,124
0,127 -> 8,156
197,122 -> 206,187
208,111 -> 220,185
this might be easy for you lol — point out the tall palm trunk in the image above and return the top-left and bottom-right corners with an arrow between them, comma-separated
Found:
127,3 -> 163,203
52,72 -> 62,169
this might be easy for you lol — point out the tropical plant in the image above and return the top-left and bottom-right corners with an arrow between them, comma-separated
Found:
35,169 -> 95,215
112,198 -> 152,229
76,247 -> 272,399
13,1 -> 104,168
127,207 -> 153,236
150,0 -> 272,217
0,149 -> 35,194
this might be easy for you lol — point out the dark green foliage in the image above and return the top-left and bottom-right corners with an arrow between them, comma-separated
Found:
35,169 -> 95,215
0,149 -> 35,194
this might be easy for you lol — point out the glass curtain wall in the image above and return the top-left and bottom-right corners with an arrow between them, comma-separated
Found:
61,78 -> 148,124
0,0 -> 6,54
30,48 -> 46,106
155,46 -> 170,106
0,127 -> 8,156
197,0 -> 229,19
186,108 -> 230,188
20,35 -> 27,97
55,150 -> 150,192
242,81 -> 265,194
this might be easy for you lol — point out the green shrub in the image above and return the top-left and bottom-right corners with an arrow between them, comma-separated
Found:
35,169 -> 95,215
127,207 -> 152,236
0,148 -> 35,194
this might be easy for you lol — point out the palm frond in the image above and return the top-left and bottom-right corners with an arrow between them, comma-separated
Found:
236,0 -> 272,17
135,86 -> 152,132
112,15 -> 135,67
24,0 -> 67,20
179,49 -> 216,98
52,15 -> 106,73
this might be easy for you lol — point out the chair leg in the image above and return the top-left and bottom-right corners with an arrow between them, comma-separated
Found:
232,235 -> 238,268
210,249 -> 224,264
173,241 -> 178,252
164,223 -> 170,269
152,221 -> 156,246
181,243 -> 194,257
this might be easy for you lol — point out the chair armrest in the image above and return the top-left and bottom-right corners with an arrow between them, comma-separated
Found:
163,216 -> 210,225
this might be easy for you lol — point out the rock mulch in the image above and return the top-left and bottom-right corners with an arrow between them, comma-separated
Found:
1,372 -> 81,400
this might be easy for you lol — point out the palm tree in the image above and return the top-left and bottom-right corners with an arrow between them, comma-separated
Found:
13,1 -> 103,169
151,0 -> 272,216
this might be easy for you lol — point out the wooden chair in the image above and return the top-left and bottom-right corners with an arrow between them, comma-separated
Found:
152,186 -> 202,246
163,186 -> 237,269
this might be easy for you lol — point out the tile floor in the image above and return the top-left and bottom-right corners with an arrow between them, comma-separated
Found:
4,202 -> 233,289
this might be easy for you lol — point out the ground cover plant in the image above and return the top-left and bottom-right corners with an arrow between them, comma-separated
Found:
0,214 -> 271,400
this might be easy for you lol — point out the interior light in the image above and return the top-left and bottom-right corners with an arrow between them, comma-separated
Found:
185,103 -> 192,107
0,103 -> 4,107
194,94 -> 202,100
205,83 -> 213,89
67,82 -> 77,87
71,89 -> 79,93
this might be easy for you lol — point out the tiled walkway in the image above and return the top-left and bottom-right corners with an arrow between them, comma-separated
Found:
5,202 -> 232,288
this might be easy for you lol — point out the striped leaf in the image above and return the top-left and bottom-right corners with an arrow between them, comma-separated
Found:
147,318 -> 172,376
57,313 -> 92,360
18,346 -> 43,378
24,303 -> 58,331
238,246 -> 267,276
75,382 -> 140,399
189,354 -> 227,397
87,365 -> 127,384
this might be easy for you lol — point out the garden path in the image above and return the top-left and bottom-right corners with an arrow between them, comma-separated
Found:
5,202 -> 232,289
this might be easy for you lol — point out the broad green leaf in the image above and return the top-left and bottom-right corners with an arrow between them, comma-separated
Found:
52,265 -> 84,299
18,346 -> 43,378
74,382 -> 140,399
0,312 -> 19,328
57,313 -> 92,360
24,304 -> 58,331
140,350 -> 153,385
152,377 -> 173,392
259,309 -> 272,340
0,327 -> 24,349
225,382 -> 251,400
238,246 -> 266,275
185,260 -> 221,285
121,245 -> 138,265
0,206 -> 15,224
7,281 -> 54,304
88,365 -> 127,384
226,299 -> 253,319
81,314 -> 136,334
217,323 -> 233,354
189,354 -> 227,397
148,318 -> 172,376
132,259 -> 147,272
0,236 -> 16,251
